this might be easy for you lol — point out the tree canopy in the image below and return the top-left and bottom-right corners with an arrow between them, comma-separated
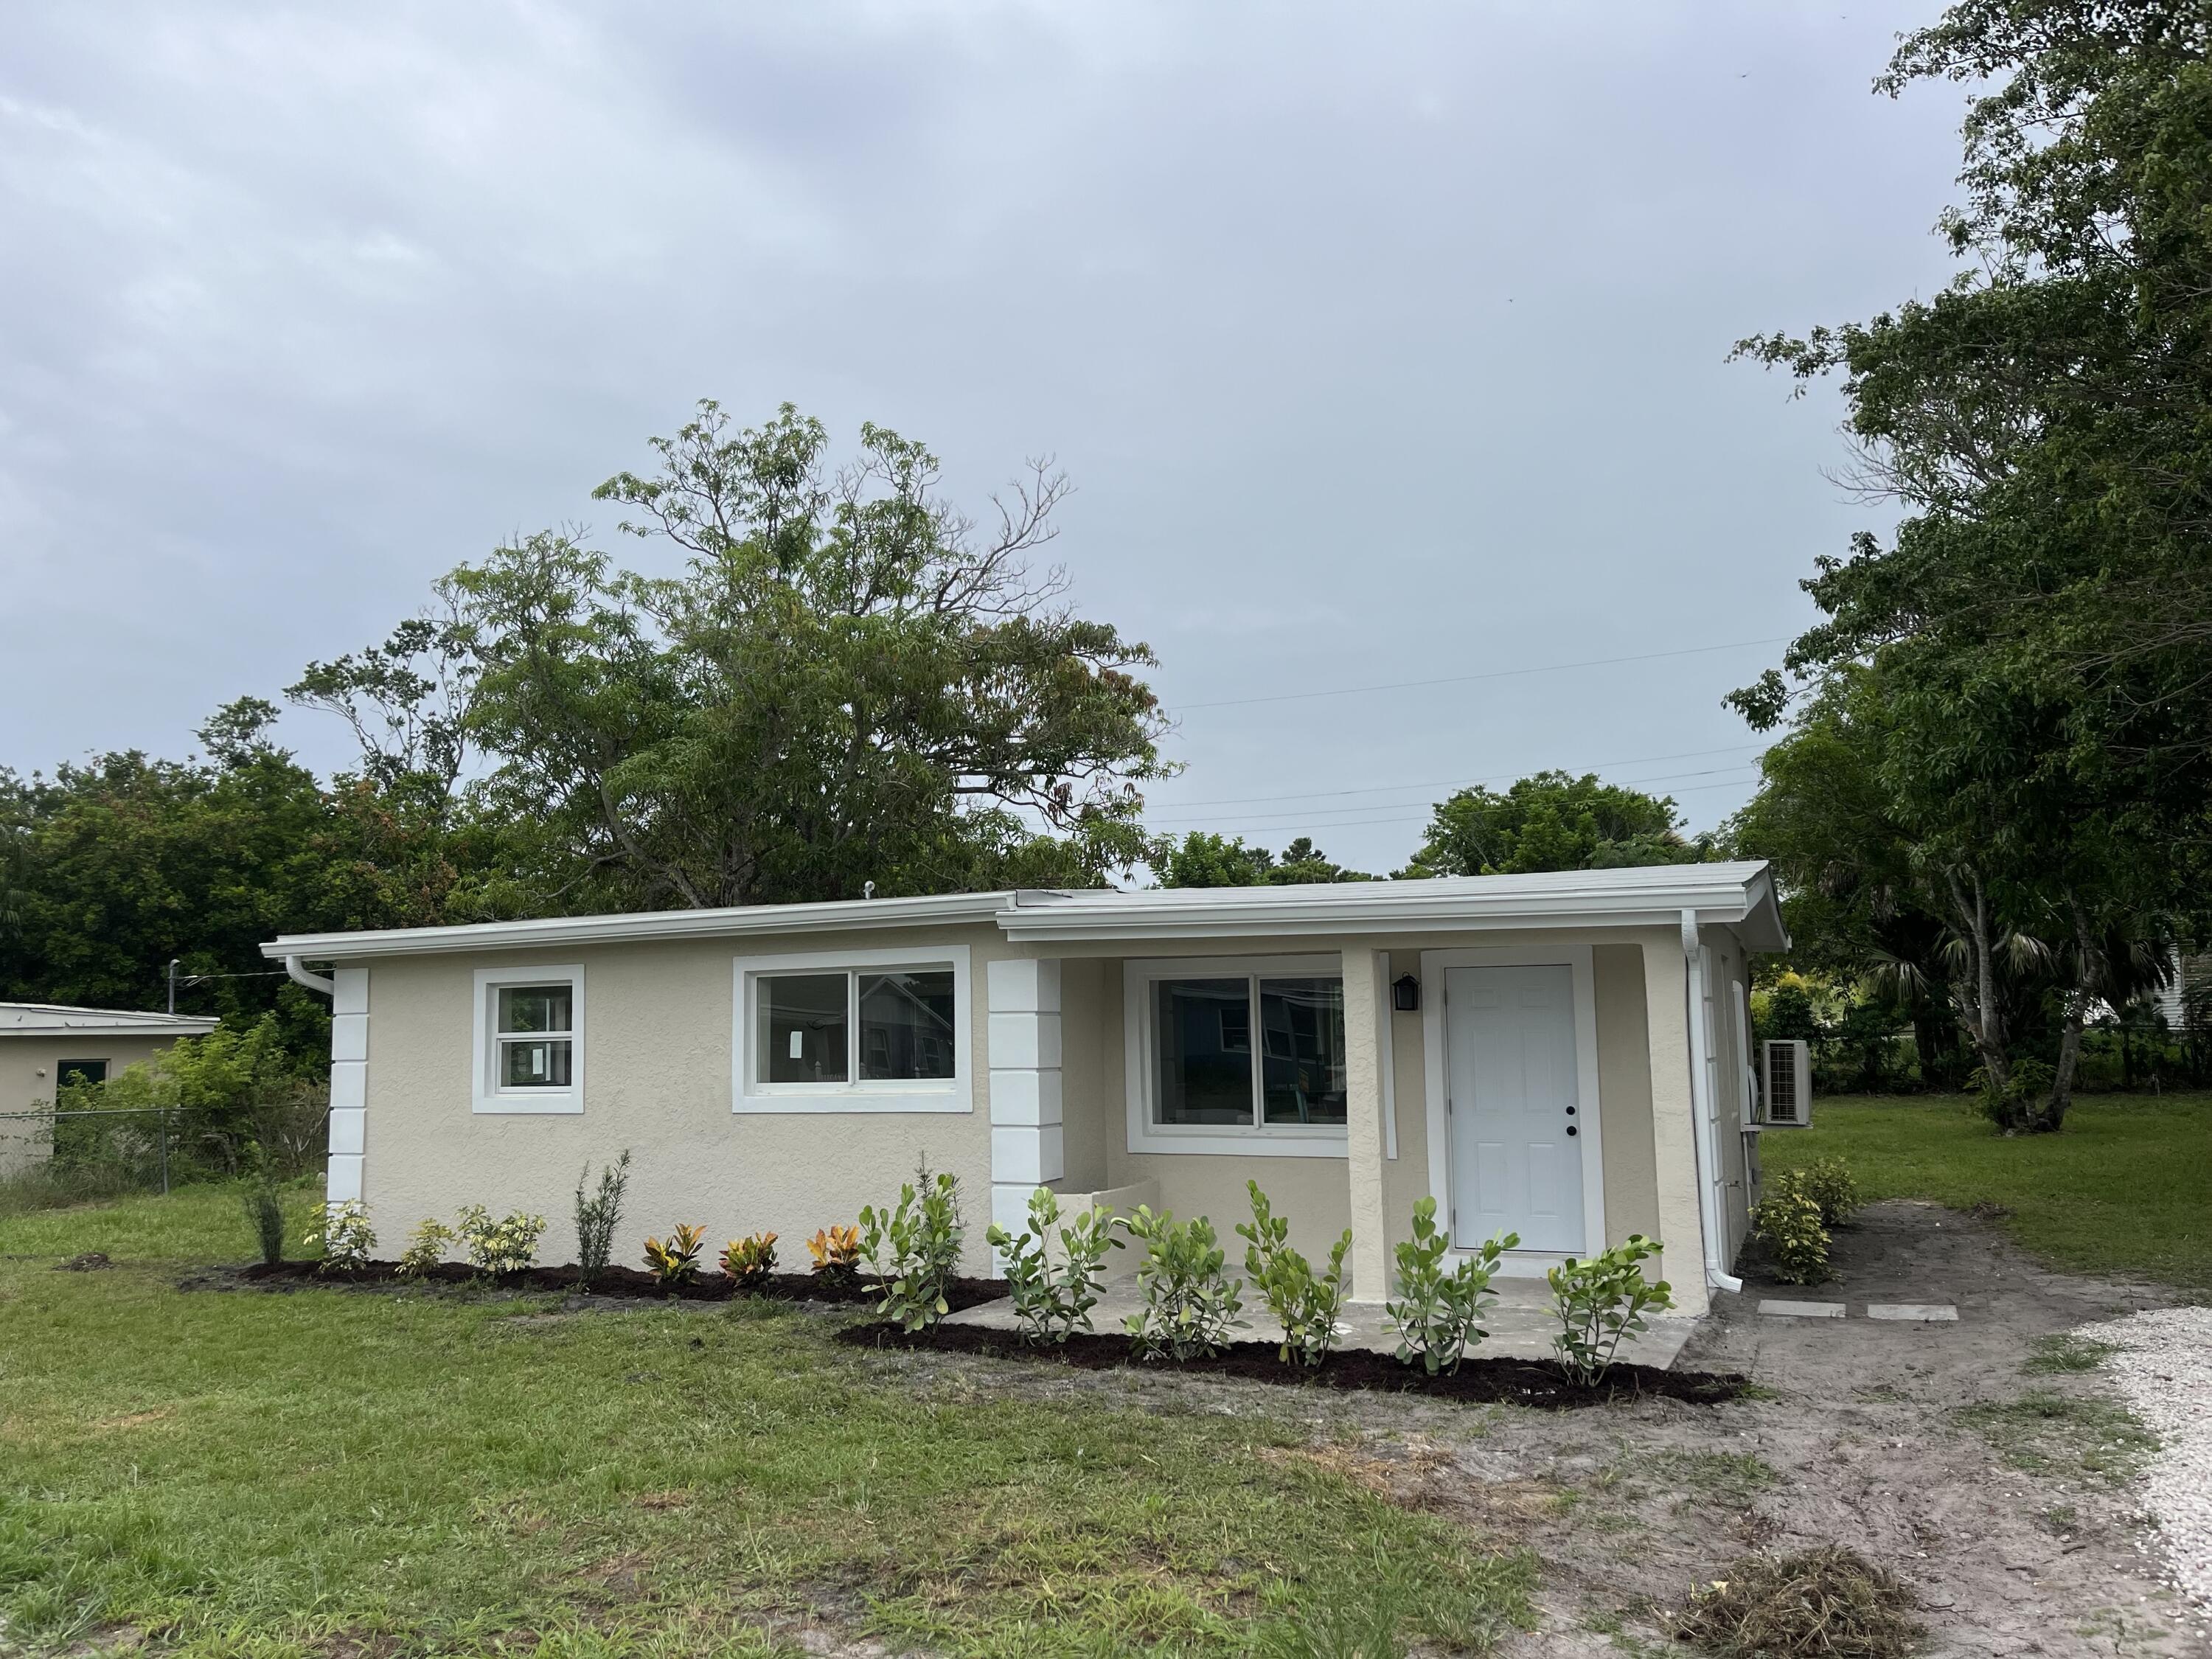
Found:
1728,0 -> 2212,1128
1403,771 -> 1709,877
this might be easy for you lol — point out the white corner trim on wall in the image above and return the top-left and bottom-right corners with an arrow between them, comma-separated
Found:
986,956 -> 1064,1250
1417,942 -> 1608,1271
327,967 -> 369,1203
731,943 -> 974,1115
470,963 -> 586,1116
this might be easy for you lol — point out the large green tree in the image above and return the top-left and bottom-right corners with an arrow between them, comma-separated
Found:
445,403 -> 1166,910
1402,771 -> 1709,877
1155,832 -> 1374,888
1730,0 -> 2212,1128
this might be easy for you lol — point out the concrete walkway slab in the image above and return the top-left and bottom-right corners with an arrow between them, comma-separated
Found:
943,1276 -> 1699,1370
1866,1302 -> 1959,1321
1759,1298 -> 1846,1318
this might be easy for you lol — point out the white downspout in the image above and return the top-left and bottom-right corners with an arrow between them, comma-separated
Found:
285,955 -> 336,998
1681,909 -> 1743,1295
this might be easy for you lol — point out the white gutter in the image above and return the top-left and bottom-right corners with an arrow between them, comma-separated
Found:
284,956 -> 336,998
1682,908 -> 1743,1295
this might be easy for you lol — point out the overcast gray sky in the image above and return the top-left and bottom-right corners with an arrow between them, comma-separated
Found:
1,1 -> 1965,875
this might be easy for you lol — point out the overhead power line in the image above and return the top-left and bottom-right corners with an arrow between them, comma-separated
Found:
1143,742 -> 1770,814
1170,636 -> 1789,712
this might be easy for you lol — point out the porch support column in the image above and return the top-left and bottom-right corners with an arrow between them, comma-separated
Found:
986,959 -> 1063,1256
1342,945 -> 1391,1304
1639,937 -> 1710,1317
327,967 -> 369,1205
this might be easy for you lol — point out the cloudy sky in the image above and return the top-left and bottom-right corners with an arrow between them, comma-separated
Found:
1,1 -> 1966,875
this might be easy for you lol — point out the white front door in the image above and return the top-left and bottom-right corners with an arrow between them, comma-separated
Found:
1444,963 -> 1585,1253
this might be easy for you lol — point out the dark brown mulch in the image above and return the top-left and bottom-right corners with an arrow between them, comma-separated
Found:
835,1321 -> 1745,1408
54,1251 -> 111,1272
236,1258 -> 1008,1311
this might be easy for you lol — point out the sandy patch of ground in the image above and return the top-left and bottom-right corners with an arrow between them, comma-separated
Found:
876,1202 -> 2205,1657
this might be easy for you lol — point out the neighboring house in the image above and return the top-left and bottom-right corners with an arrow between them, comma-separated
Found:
262,862 -> 1785,1316
0,1003 -> 222,1178
2156,950 -> 2211,1036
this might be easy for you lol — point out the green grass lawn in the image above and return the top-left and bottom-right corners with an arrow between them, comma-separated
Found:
0,1192 -> 1531,1658
1761,1090 -> 2212,1297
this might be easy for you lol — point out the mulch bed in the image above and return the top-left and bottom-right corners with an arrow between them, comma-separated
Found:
238,1259 -> 1009,1312
837,1321 -> 1747,1408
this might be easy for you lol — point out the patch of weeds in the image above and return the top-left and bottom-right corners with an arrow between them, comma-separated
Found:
2037,1503 -> 2081,1539
2024,1332 -> 2120,1374
1959,1391 -> 2157,1486
1667,1546 -> 1921,1659
1735,1381 -> 1783,1402
1629,1450 -> 1779,1509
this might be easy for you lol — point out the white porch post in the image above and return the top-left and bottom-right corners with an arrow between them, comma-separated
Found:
1342,945 -> 1391,1303
327,967 -> 369,1204
1639,937 -> 1710,1317
985,959 -> 1063,1253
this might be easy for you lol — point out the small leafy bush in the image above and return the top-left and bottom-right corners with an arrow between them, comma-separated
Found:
573,1149 -> 631,1281
807,1223 -> 862,1286
1548,1234 -> 1673,1387
456,1205 -> 547,1276
720,1231 -> 778,1288
1116,1205 -> 1243,1361
1752,1173 -> 1831,1284
987,1186 -> 1119,1345
859,1170 -> 966,1331
1237,1180 -> 1352,1367
1385,1197 -> 1513,1374
398,1217 -> 456,1277
306,1199 -> 375,1272
242,1180 -> 287,1266
642,1222 -> 707,1287
1795,1157 -> 1861,1228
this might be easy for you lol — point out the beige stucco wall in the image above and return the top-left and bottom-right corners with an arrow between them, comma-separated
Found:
358,924 -> 1011,1275
1,1034 -> 192,1178
344,918 -> 1739,1301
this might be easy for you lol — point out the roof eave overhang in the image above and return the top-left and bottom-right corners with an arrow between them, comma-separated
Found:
263,891 -> 1015,964
997,894 -> 1787,948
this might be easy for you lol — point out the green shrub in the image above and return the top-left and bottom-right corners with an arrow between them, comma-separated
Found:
572,1150 -> 630,1281
1237,1180 -> 1351,1367
1116,1205 -> 1243,1360
859,1169 -> 966,1332
720,1231 -> 778,1288
305,1199 -> 375,1272
397,1217 -> 455,1277
1752,1174 -> 1831,1284
456,1206 -> 546,1276
1385,1197 -> 1513,1374
1797,1157 -> 1861,1228
1548,1234 -> 1673,1387
987,1186 -> 1119,1345
241,1180 -> 287,1266
641,1222 -> 706,1287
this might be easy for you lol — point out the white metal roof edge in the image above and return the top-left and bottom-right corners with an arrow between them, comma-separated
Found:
0,1004 -> 223,1038
262,890 -> 1020,962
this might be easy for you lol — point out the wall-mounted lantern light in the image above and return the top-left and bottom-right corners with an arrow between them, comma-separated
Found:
1391,973 -> 1421,1013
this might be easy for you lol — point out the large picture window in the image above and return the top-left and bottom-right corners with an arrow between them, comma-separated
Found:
1128,957 -> 1349,1155
735,947 -> 972,1115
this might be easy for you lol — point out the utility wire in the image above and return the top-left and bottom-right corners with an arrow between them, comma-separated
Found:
1169,636 -> 1788,712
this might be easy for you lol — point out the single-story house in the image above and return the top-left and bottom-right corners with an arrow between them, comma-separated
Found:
0,1003 -> 222,1177
262,861 -> 1784,1315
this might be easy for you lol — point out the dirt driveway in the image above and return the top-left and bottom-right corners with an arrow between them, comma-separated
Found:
900,1200 -> 2201,1655
1450,1200 -> 2198,1656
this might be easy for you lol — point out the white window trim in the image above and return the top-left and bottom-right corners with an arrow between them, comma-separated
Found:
733,944 -> 973,1115
472,963 -> 585,1115
1123,953 -> 1350,1158
1419,943 -> 1606,1274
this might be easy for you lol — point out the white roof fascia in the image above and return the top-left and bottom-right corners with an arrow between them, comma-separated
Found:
262,890 -> 1020,964
996,863 -> 1788,950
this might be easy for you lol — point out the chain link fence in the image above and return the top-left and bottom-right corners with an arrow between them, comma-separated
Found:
0,1091 -> 328,1213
